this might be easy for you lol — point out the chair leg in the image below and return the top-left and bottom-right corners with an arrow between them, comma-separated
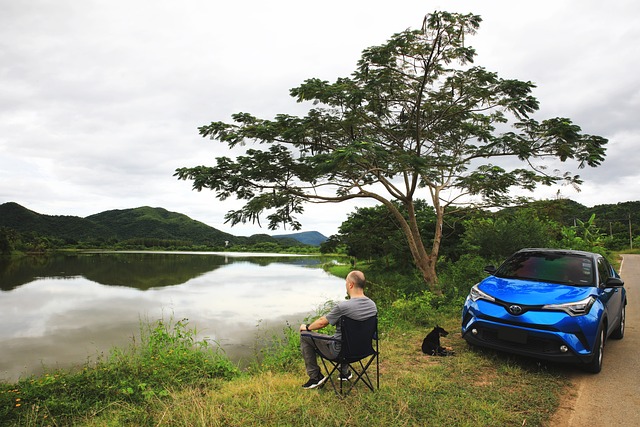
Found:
353,357 -> 376,392
339,355 -> 378,396
318,356 -> 340,394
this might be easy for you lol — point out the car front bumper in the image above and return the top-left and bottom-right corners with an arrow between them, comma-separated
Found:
461,300 -> 600,365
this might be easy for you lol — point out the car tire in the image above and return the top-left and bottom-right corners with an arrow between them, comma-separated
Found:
611,303 -> 626,340
583,327 -> 604,374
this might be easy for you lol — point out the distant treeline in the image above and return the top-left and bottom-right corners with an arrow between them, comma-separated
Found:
0,203 -> 321,255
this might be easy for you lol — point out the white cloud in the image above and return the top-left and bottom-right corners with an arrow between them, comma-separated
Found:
1,0 -> 639,237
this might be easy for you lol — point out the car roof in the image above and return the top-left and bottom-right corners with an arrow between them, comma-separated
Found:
514,248 -> 601,259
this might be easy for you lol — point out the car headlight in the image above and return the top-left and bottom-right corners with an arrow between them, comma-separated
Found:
469,284 -> 495,302
542,296 -> 596,316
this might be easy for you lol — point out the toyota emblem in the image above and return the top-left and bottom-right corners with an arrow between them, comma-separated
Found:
508,305 -> 523,315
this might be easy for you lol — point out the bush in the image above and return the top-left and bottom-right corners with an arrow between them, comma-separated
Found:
389,291 -> 437,324
461,209 -> 557,260
438,254 -> 494,301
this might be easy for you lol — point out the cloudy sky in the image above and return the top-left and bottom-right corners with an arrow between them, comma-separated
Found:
1,0 -> 639,238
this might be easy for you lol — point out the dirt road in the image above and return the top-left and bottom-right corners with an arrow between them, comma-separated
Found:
549,254 -> 640,426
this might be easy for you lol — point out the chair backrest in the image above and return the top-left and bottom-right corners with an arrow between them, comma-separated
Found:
339,315 -> 378,363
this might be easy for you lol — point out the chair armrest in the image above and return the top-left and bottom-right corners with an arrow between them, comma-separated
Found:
300,333 -> 338,342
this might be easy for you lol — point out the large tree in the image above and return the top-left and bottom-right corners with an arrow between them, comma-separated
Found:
175,11 -> 607,291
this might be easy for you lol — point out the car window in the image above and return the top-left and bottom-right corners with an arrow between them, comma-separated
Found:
596,258 -> 612,286
495,252 -> 594,286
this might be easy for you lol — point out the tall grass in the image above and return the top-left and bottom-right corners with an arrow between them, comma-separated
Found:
75,319 -> 566,427
0,317 -> 239,426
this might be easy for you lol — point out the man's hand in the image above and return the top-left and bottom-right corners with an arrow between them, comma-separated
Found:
300,316 -> 329,333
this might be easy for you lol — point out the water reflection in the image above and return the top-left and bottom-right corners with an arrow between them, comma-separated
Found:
0,251 -> 327,291
0,252 -> 345,382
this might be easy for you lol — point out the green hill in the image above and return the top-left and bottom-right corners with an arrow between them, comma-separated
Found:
0,203 -> 329,248
0,203 -> 237,247
273,231 -> 327,246
0,202 -> 110,242
86,206 -> 236,246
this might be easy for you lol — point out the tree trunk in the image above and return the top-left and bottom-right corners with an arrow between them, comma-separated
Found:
383,200 -> 440,292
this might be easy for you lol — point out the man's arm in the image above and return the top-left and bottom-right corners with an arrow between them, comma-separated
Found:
299,316 -> 329,332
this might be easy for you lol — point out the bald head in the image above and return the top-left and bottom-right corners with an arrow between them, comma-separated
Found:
347,270 -> 366,290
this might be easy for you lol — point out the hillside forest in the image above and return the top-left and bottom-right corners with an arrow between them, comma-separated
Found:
1,199 -> 639,269
0,202 -> 323,255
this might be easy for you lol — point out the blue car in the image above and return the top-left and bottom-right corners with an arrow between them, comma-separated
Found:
461,248 -> 626,373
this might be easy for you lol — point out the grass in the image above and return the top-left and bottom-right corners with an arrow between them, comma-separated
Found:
0,265 -> 570,427
79,320 -> 565,427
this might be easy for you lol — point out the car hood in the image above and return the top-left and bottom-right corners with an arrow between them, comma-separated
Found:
478,276 -> 595,305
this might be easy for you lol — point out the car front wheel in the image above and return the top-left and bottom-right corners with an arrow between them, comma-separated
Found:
583,327 -> 604,374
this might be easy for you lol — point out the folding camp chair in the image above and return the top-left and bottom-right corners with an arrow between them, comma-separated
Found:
304,315 -> 379,396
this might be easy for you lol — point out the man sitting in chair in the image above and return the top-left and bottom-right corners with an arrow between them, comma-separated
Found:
299,270 -> 378,389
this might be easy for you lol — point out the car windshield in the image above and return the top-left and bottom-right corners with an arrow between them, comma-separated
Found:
495,252 -> 594,286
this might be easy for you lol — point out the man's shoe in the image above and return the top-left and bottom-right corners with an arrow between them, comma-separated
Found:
302,375 -> 326,389
339,372 -> 353,381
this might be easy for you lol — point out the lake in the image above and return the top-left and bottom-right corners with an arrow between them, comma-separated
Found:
0,251 -> 346,382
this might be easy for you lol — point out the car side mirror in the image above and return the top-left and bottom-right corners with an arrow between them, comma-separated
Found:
605,277 -> 624,288
484,265 -> 497,275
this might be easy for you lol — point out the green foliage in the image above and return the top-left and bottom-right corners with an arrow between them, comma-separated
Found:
0,317 -> 239,426
363,262 -> 426,299
385,286 -> 466,328
438,253 -> 494,300
586,201 -> 640,250
461,209 -> 558,260
389,291 -> 438,324
337,203 -> 411,262
319,234 -> 346,254
322,262 -> 354,281
0,227 -> 19,255
558,213 -> 610,255
135,317 -> 239,383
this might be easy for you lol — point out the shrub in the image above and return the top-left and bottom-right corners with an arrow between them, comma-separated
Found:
438,254 -> 493,301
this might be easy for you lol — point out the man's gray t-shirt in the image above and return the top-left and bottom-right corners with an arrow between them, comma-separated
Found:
325,296 -> 377,345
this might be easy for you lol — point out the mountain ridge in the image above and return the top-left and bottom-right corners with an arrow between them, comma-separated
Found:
0,202 -> 328,246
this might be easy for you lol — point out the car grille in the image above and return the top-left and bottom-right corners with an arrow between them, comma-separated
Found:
474,326 -> 564,355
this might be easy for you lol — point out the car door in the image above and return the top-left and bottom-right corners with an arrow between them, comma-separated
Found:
597,257 -> 623,336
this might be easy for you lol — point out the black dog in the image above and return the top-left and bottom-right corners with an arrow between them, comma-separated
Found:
421,326 -> 454,356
